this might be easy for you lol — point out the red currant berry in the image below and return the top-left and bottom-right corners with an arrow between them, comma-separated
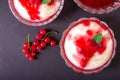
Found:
30,45 -> 36,51
83,20 -> 90,26
40,41 -> 46,48
29,56 -> 34,61
23,42 -> 28,48
44,37 -> 51,43
25,53 -> 31,58
37,45 -> 42,51
36,33 -> 42,40
33,40 -> 39,46
22,48 -> 29,54
50,40 -> 56,47
31,52 -> 36,57
40,29 -> 47,35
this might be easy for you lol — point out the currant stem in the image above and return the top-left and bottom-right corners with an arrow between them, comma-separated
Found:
41,31 -> 58,41
28,33 -> 30,49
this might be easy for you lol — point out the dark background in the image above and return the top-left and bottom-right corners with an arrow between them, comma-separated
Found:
0,0 -> 120,80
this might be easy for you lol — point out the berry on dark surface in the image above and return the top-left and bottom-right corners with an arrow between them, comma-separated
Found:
24,42 -> 28,48
50,40 -> 56,46
36,45 -> 42,51
33,40 -> 39,46
40,29 -> 47,35
30,45 -> 36,51
25,53 -> 31,58
44,37 -> 51,43
40,41 -> 46,48
22,48 -> 29,54
31,52 -> 36,57
29,56 -> 34,61
36,33 -> 42,40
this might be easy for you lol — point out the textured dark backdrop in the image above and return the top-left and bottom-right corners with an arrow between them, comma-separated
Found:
0,0 -> 120,80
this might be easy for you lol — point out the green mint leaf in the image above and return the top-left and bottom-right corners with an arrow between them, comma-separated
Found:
42,0 -> 51,4
93,33 -> 102,44
28,34 -> 30,49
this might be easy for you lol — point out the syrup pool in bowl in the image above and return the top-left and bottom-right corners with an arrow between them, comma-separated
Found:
74,0 -> 120,14
8,0 -> 64,26
60,17 -> 116,74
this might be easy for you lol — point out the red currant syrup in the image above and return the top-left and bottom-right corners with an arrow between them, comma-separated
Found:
19,0 -> 55,20
19,0 -> 41,20
75,36 -> 106,67
79,0 -> 116,9
48,0 -> 55,6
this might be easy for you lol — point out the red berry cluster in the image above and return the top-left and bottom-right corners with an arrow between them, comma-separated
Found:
22,29 -> 57,61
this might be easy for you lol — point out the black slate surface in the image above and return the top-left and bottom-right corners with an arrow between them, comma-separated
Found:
0,0 -> 120,80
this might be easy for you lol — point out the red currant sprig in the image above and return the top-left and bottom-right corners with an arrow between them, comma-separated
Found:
23,34 -> 36,61
22,29 -> 57,61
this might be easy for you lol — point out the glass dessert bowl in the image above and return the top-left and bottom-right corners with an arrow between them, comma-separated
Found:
8,0 -> 64,26
74,0 -> 120,14
60,17 -> 116,74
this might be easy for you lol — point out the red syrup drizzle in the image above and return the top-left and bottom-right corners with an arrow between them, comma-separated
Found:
75,36 -> 106,67
74,21 -> 107,68
19,0 -> 55,20
79,0 -> 116,9
48,0 -> 55,6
